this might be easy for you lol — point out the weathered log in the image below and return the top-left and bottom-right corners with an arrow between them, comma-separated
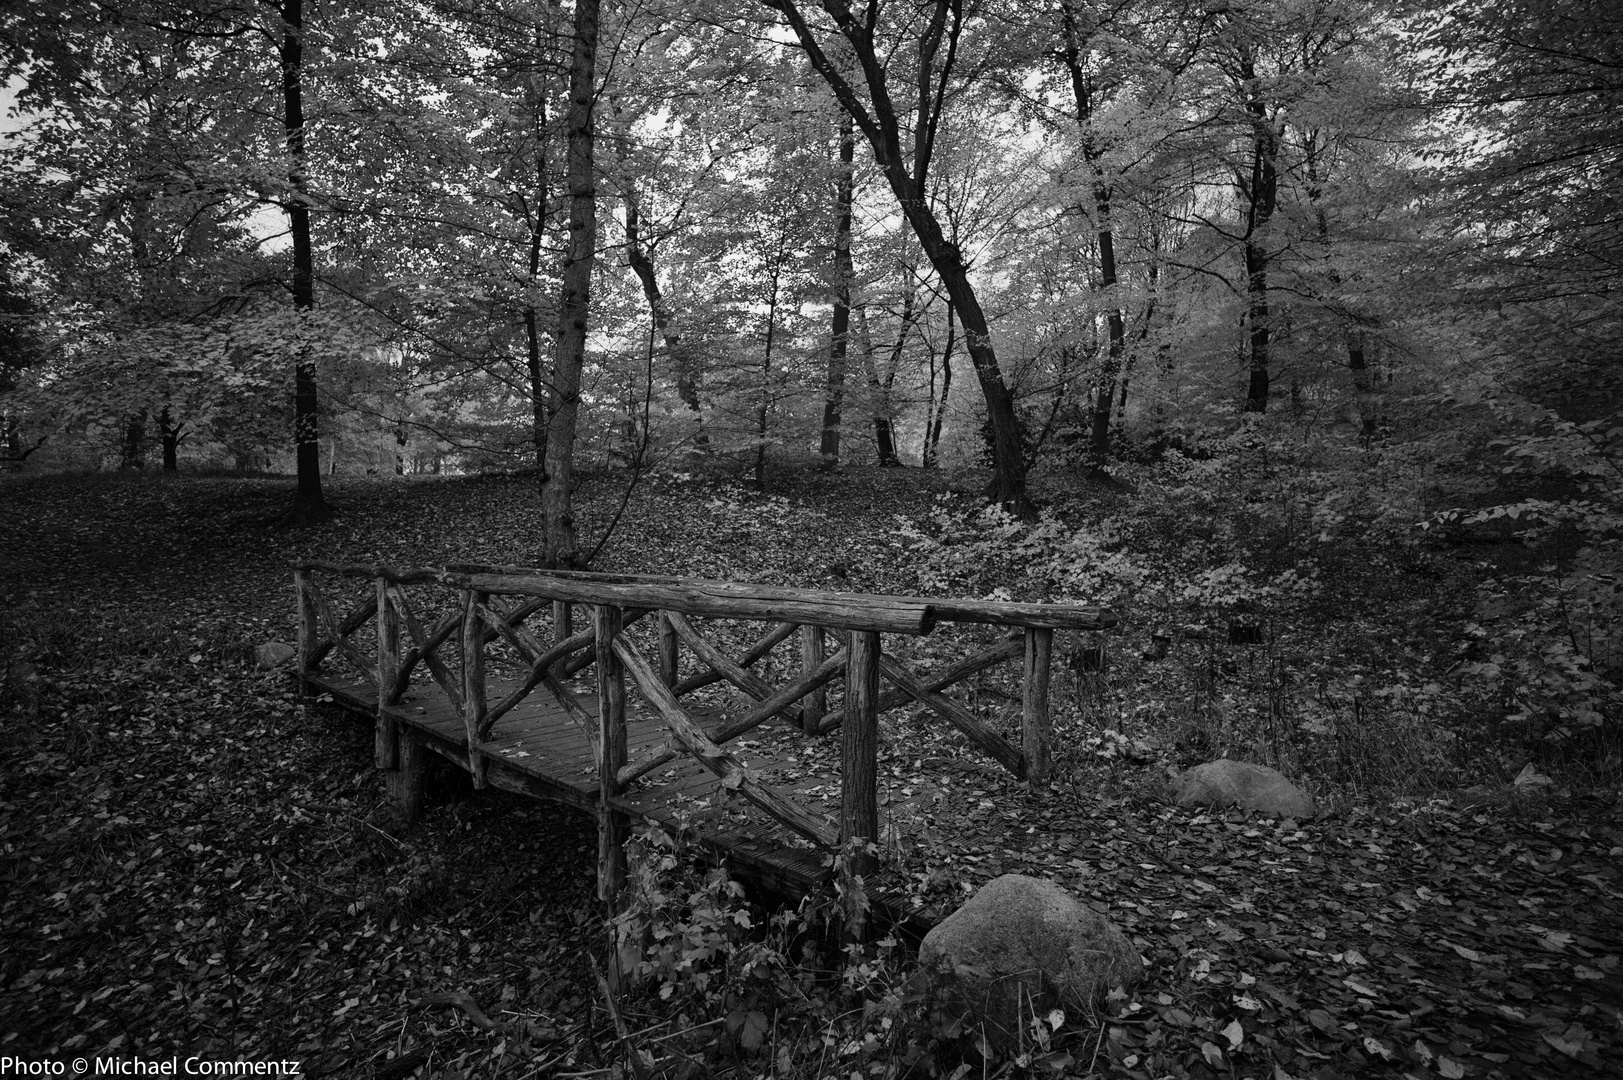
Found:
613,638 -> 838,848
295,560 -> 1118,635
814,634 -> 1022,733
925,597 -> 1116,630
843,631 -> 880,880
666,612 -> 803,727
462,589 -> 489,788
1022,628 -> 1053,789
596,605 -> 629,905
388,587 -> 462,710
463,573 -> 935,635
800,624 -> 826,734
618,646 -> 848,788
376,578 -> 401,771
671,620 -> 798,696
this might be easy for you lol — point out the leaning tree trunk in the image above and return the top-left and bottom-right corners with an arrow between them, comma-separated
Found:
280,0 -> 330,523
542,0 -> 599,569
524,74 -> 551,476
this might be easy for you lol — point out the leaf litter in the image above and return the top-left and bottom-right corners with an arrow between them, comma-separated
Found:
0,470 -> 1618,1079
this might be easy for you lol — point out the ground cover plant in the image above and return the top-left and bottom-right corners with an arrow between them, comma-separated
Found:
1,462 -> 1619,1079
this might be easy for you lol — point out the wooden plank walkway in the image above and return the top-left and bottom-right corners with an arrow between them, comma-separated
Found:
309,670 -> 834,896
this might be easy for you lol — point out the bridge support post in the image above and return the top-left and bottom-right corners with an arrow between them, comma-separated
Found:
1022,628 -> 1053,789
462,589 -> 489,789
595,604 -> 629,986
375,578 -> 400,771
389,727 -> 425,823
841,630 -> 880,941
801,625 -> 826,734
294,570 -> 318,702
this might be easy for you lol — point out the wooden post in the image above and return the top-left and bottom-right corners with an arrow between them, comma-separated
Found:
801,624 -> 825,734
842,631 -> 880,880
658,610 -> 678,687
375,577 -> 400,771
553,600 -> 574,679
295,570 -> 319,700
595,604 -> 628,915
463,589 -> 488,789
1023,627 -> 1053,789
389,727 -> 425,823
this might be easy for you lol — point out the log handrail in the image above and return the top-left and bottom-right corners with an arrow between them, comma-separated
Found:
293,560 -> 1116,634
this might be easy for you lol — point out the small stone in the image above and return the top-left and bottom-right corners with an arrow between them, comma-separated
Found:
254,641 -> 297,669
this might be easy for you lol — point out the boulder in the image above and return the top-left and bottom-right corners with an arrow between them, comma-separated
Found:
1169,759 -> 1314,819
918,874 -> 1142,1054
254,641 -> 297,670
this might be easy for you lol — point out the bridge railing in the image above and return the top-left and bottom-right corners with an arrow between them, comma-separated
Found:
293,561 -> 1116,895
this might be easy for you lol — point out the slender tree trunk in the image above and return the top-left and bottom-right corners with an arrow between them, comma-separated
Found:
280,0 -> 329,523
756,232 -> 786,489
923,299 -> 955,467
120,410 -> 146,470
1304,132 -> 1376,440
1237,47 -> 1277,415
1059,4 -> 1125,469
821,108 -> 855,469
624,189 -> 705,444
159,406 -> 181,471
542,0 -> 599,569
855,306 -> 900,466
525,73 -> 551,476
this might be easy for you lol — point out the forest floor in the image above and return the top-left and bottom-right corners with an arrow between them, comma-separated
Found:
0,468 -> 1619,1080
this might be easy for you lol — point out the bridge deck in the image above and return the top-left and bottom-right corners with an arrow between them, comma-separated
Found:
309,671 -> 854,897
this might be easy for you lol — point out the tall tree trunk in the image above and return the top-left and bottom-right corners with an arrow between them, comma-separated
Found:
821,107 -> 855,470
855,306 -> 900,466
525,69 -> 551,476
923,299 -> 955,467
1237,46 -> 1277,415
1059,3 -> 1125,469
1304,131 -> 1376,440
280,0 -> 330,523
542,0 -> 599,569
756,253 -> 781,490
765,0 -> 1032,516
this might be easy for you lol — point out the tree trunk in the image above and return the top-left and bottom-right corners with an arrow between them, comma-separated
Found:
624,191 -> 705,446
923,299 -> 954,467
542,0 -> 599,569
525,75 -> 551,477
821,108 -> 855,470
1237,47 -> 1277,415
159,406 -> 181,471
1059,4 -> 1125,469
765,0 -> 1032,516
281,0 -> 330,523
756,233 -> 785,490
120,410 -> 146,470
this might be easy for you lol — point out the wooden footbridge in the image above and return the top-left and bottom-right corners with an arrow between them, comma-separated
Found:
294,562 -> 1116,926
